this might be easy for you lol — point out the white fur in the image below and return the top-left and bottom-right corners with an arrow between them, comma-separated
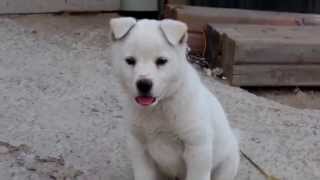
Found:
160,19 -> 188,45
110,17 -> 136,39
110,18 -> 239,180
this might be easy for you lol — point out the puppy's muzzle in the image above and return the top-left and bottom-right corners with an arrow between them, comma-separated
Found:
136,79 -> 153,95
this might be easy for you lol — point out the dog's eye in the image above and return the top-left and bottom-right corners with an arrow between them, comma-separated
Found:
155,57 -> 168,67
125,57 -> 136,66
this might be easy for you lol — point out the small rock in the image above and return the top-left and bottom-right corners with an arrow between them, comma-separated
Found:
294,87 -> 302,94
29,174 -> 40,180
91,108 -> 99,113
204,68 -> 213,77
212,67 -> 223,76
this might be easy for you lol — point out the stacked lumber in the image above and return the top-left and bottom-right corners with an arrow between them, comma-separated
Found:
207,24 -> 320,86
165,4 -> 320,56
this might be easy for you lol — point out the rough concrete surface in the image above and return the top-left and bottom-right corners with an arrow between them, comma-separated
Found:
0,14 -> 319,180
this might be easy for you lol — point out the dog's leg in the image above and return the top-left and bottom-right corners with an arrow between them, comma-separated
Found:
212,151 -> 240,180
128,134 -> 160,180
183,142 -> 212,180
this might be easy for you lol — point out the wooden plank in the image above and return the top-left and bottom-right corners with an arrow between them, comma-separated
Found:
221,34 -> 236,79
235,39 -> 320,64
303,15 -> 320,25
206,24 -> 224,67
188,32 -> 204,56
0,0 -> 119,14
167,5 -> 320,57
207,24 -> 320,86
215,25 -> 320,40
232,65 -> 320,86
207,24 -> 320,65
229,26 -> 320,65
165,4 -> 316,33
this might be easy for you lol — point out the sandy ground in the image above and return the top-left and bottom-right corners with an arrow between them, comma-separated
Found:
0,13 -> 319,180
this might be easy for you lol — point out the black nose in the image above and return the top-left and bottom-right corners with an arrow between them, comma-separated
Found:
136,79 -> 153,94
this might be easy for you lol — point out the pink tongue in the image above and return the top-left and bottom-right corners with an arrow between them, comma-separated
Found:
135,96 -> 155,106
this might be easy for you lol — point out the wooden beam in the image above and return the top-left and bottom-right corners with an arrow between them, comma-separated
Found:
207,24 -> 320,64
232,65 -> 320,86
207,24 -> 320,86
165,5 -> 320,33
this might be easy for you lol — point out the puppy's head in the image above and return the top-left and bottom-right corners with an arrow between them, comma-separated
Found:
110,17 -> 188,107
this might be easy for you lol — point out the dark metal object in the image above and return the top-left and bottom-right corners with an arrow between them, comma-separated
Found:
186,47 -> 209,68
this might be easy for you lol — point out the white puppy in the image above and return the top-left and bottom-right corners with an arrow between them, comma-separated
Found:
110,17 -> 239,180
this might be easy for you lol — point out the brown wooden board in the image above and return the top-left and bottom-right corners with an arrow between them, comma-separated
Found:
188,32 -> 204,56
206,24 -> 226,67
232,65 -> 320,86
207,24 -> 320,86
221,34 -> 236,80
165,4 -> 320,57
165,5 -> 320,33
207,24 -> 320,66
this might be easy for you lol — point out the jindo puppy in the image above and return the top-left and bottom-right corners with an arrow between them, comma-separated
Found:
110,17 -> 239,180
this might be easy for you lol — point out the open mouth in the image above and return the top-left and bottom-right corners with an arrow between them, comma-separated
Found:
135,96 -> 156,106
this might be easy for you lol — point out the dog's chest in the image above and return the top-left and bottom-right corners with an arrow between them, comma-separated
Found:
134,113 -> 185,177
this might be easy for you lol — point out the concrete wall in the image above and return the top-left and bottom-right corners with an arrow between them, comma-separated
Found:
0,0 -> 120,14
121,0 -> 158,11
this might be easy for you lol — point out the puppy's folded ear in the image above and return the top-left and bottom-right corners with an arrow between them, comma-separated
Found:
110,17 -> 137,40
160,19 -> 188,46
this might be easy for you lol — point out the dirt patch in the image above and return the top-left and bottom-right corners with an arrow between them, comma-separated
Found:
248,87 -> 320,110
0,141 -> 83,180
